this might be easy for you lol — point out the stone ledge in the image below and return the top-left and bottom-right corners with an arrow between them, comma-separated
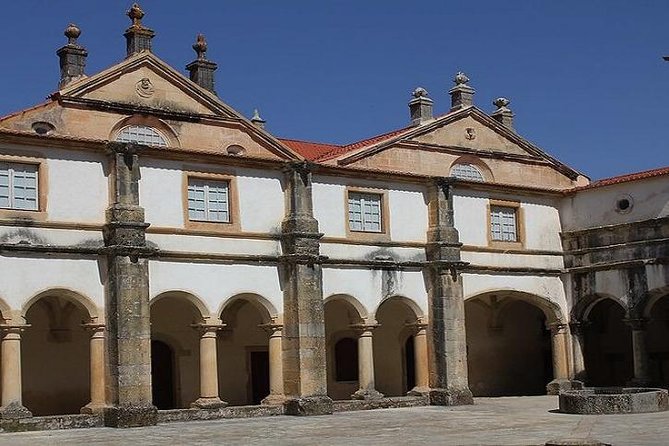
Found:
333,396 -> 427,412
156,404 -> 284,424
0,413 -> 102,432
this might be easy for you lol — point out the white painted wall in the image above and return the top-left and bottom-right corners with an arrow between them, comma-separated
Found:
461,251 -> 564,269
149,261 -> 283,316
0,227 -> 103,246
320,243 -> 424,262
561,176 -> 669,231
312,175 -> 427,242
147,234 -> 280,256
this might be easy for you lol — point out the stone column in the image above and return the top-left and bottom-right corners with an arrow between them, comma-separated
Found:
262,323 -> 285,405
626,318 -> 651,386
280,162 -> 332,416
422,178 -> 473,406
570,321 -> 587,382
81,324 -> 107,414
408,320 -> 429,395
351,323 -> 383,400
547,322 -> 571,395
0,326 -> 31,419
191,324 -> 227,409
103,142 -> 157,427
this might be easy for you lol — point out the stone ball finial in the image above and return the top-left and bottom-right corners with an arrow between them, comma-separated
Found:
193,34 -> 208,59
493,97 -> 510,109
64,23 -> 81,44
454,72 -> 470,85
127,3 -> 145,27
412,87 -> 429,98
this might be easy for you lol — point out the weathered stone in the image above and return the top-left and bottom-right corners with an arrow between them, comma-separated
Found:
0,401 -> 32,420
283,396 -> 333,416
546,378 -> 583,395
103,405 -> 157,428
559,387 -> 669,414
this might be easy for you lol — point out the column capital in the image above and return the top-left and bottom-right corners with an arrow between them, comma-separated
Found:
191,323 -> 226,336
259,323 -> 283,335
350,323 -> 380,336
406,320 -> 428,333
0,325 -> 30,336
548,322 -> 569,335
624,317 -> 649,331
81,323 -> 105,334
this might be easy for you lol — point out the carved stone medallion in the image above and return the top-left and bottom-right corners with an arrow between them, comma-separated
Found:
465,127 -> 476,140
136,77 -> 155,98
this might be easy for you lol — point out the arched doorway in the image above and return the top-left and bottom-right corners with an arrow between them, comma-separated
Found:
582,298 -> 633,386
374,297 -> 420,397
647,294 -> 669,388
324,296 -> 364,400
465,293 -> 554,396
150,292 -> 205,409
22,292 -> 92,415
219,296 -> 272,406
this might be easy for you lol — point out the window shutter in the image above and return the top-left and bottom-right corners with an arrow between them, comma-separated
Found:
0,164 -> 10,209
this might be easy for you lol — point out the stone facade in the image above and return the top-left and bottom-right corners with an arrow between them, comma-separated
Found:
0,4 -> 666,431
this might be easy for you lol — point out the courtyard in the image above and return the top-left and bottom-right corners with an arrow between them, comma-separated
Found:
0,396 -> 666,445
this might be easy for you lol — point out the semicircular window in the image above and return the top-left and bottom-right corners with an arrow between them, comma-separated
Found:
450,163 -> 485,181
116,125 -> 168,147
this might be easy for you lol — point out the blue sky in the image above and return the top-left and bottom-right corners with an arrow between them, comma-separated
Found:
0,1 -> 667,180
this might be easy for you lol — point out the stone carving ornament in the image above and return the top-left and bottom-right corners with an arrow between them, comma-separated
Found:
136,77 -> 154,98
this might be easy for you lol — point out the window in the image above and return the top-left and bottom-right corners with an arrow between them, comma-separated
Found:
334,338 -> 358,382
187,178 -> 230,223
0,163 -> 38,211
450,163 -> 484,181
348,192 -> 382,233
116,125 -> 167,147
490,206 -> 518,242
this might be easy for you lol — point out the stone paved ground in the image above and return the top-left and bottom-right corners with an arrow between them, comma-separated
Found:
0,396 -> 667,446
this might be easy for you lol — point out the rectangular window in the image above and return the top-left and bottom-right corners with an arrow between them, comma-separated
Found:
0,162 -> 38,211
187,178 -> 230,223
490,206 -> 518,242
348,192 -> 382,233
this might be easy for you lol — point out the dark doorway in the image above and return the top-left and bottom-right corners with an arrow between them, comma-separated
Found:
151,340 -> 175,409
334,337 -> 358,382
405,336 -> 416,392
249,350 -> 270,405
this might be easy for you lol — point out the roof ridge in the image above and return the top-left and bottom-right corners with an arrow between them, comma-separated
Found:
571,165 -> 669,191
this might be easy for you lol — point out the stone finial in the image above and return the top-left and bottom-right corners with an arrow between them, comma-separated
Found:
409,87 -> 433,126
127,3 -> 145,28
186,33 -> 218,93
124,3 -> 155,57
193,34 -> 207,60
57,23 -> 88,88
251,108 -> 266,129
449,71 -> 475,111
491,97 -> 514,130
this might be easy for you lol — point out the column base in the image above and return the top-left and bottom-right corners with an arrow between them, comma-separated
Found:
0,402 -> 32,419
190,397 -> 228,410
425,387 -> 474,406
546,379 -> 584,395
407,386 -> 430,397
351,388 -> 384,400
80,402 -> 110,415
283,395 -> 333,416
261,394 -> 287,406
103,404 -> 158,428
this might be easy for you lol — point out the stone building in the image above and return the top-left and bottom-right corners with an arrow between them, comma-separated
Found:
0,4 -> 666,429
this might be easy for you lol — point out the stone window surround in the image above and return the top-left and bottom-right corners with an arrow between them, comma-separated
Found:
110,115 -> 180,148
344,185 -> 391,243
182,168 -> 241,233
0,152 -> 48,221
486,198 -> 525,249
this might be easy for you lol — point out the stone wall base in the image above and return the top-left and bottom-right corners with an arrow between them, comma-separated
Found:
333,395 -> 427,412
0,414 -> 102,432
284,396 -> 333,416
427,387 -> 474,406
158,404 -> 284,423
103,404 -> 158,428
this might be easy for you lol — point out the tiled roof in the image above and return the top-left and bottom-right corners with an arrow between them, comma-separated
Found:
573,166 -> 669,191
278,138 -> 342,160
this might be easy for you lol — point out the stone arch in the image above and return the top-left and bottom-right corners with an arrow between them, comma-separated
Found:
373,295 -> 423,322
218,293 -> 278,324
324,294 -> 368,323
571,293 -> 627,323
448,154 -> 494,182
110,115 -> 180,148
641,285 -> 669,319
151,290 -> 210,322
22,288 -> 99,322
466,290 -> 565,325
0,295 -> 14,323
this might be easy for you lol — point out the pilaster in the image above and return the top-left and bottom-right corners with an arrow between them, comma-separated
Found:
280,162 -> 332,416
625,317 -> 651,386
102,142 -> 157,428
422,178 -> 473,406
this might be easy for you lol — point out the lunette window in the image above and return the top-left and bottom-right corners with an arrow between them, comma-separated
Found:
116,125 -> 168,147
450,163 -> 484,181
490,205 -> 518,242
0,163 -> 38,211
187,178 -> 231,223
348,191 -> 382,233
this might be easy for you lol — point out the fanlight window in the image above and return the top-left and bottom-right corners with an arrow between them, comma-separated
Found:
116,125 -> 168,147
450,163 -> 484,181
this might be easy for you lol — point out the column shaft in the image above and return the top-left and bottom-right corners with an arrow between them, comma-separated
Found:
0,327 -> 31,418
546,323 -> 576,395
81,325 -> 107,413
627,318 -> 651,385
352,326 -> 383,400
409,323 -> 429,394
262,325 -> 285,405
192,326 -> 226,409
